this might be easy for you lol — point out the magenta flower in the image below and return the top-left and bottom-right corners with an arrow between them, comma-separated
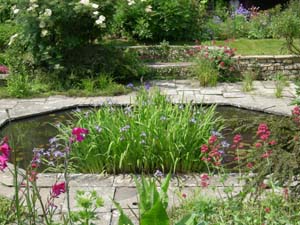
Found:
72,127 -> 89,142
0,155 -> 8,171
0,143 -> 11,158
51,182 -> 66,198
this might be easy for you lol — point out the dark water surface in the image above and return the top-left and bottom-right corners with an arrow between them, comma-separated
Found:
0,106 -> 286,169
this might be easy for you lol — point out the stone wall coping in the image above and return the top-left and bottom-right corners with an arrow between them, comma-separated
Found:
234,55 -> 300,60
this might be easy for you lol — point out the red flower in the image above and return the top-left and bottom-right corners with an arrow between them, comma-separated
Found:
255,142 -> 262,148
72,127 -> 89,142
233,134 -> 242,144
208,135 -> 218,144
182,193 -> 187,198
219,61 -> 225,67
51,182 -> 66,198
264,207 -> 271,213
268,140 -> 276,146
200,144 -> 209,153
247,162 -> 254,169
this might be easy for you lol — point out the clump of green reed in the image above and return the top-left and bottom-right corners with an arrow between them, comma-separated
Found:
242,70 -> 257,92
58,89 -> 222,174
274,72 -> 289,98
192,58 -> 219,87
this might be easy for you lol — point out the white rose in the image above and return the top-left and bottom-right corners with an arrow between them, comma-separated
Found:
127,0 -> 135,6
32,4 -> 39,8
91,3 -> 99,9
145,5 -> 152,13
79,0 -> 90,5
13,8 -> 20,14
41,29 -> 48,37
95,15 -> 105,25
93,11 -> 99,15
44,8 -> 52,17
39,21 -> 46,28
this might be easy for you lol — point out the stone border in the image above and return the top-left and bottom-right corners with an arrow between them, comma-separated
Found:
0,80 -> 296,130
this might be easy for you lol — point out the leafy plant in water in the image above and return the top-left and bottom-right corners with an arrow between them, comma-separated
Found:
58,89 -> 222,174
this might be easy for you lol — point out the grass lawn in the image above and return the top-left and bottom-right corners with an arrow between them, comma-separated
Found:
202,38 -> 300,55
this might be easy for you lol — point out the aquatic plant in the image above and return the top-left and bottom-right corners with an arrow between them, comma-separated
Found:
58,89 -> 222,174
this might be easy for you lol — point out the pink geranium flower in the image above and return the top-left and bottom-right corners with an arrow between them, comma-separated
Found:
51,182 -> 66,198
72,127 -> 89,142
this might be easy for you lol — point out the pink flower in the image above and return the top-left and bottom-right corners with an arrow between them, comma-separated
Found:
0,155 -> 8,171
51,182 -> 66,198
292,106 -> 300,116
261,150 -> 272,159
264,207 -> 271,213
0,143 -> 10,158
247,162 -> 254,169
72,127 -> 89,142
182,193 -> 187,198
268,140 -> 276,146
219,61 -> 225,67
200,173 -> 209,180
0,65 -> 9,74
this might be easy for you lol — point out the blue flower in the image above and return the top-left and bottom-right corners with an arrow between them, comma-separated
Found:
211,130 -> 223,137
235,4 -> 249,17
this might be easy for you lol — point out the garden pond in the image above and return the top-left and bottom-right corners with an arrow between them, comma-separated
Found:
0,106 -> 288,170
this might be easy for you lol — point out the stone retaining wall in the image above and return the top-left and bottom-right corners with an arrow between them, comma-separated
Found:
236,55 -> 300,79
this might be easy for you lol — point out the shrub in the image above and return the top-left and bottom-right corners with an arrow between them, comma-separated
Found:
195,46 -> 239,82
10,0 -> 118,85
112,0 -> 208,42
192,58 -> 218,87
58,89 -> 222,174
271,0 -> 300,54
7,72 -> 32,97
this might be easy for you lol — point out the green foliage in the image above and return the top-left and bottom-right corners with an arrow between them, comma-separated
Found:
0,196 -> 16,224
0,0 -> 18,22
170,192 -> 300,225
112,0 -> 208,42
0,22 -> 20,51
115,174 -> 197,225
192,58 -> 218,87
70,190 -> 104,225
58,89 -> 222,174
7,72 -> 32,98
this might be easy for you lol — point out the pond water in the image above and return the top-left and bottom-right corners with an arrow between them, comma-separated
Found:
0,106 -> 287,169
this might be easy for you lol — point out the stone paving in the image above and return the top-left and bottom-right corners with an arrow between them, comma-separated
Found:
0,166 -> 244,225
0,79 -> 297,224
0,80 -> 296,129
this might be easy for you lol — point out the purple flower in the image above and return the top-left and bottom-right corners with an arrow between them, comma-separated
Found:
49,137 -> 57,144
221,141 -> 230,148
190,118 -> 196,124
160,116 -> 167,121
144,82 -> 151,90
154,170 -> 163,178
95,125 -> 102,133
126,83 -> 134,88
211,130 -> 222,137
53,151 -> 65,158
120,125 -> 130,132
235,4 -> 249,17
